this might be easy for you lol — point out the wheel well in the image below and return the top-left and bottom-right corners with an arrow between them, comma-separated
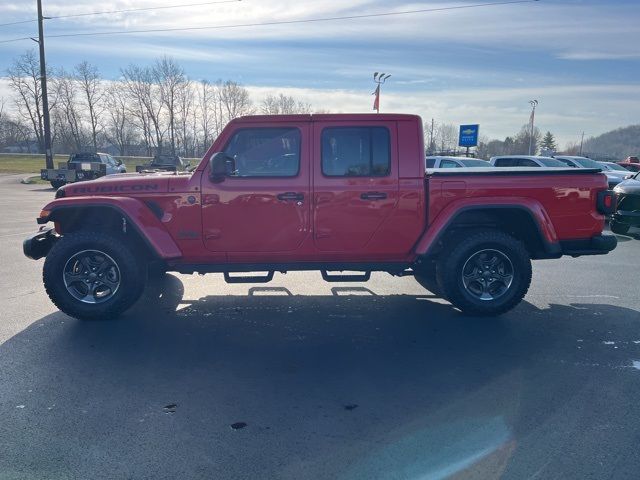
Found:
49,206 -> 157,261
430,208 -> 547,258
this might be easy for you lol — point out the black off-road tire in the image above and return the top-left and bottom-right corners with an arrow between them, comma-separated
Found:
50,180 -> 66,189
414,261 -> 443,297
436,230 -> 532,316
610,220 -> 630,235
43,231 -> 146,320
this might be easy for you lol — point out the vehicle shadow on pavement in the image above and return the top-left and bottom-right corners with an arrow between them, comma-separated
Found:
1,274 -> 639,479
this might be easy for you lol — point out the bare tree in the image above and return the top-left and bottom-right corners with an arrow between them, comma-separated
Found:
121,64 -> 165,155
53,68 -> 86,151
154,57 -> 186,155
197,80 -> 221,153
75,61 -> 104,150
435,123 -> 458,152
6,50 -> 50,152
104,83 -> 137,156
217,80 -> 253,123
261,93 -> 311,115
176,79 -> 195,157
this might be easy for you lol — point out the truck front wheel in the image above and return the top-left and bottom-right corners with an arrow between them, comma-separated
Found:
43,231 -> 145,320
437,230 -> 532,316
50,180 -> 66,189
610,220 -> 630,235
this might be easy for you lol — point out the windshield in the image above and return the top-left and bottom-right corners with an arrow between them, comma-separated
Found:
459,159 -> 491,167
601,162 -> 629,172
69,153 -> 99,163
539,158 -> 568,167
570,157 -> 602,169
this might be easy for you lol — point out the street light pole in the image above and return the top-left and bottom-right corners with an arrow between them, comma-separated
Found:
36,0 -> 53,170
528,99 -> 538,156
579,131 -> 585,155
372,72 -> 391,113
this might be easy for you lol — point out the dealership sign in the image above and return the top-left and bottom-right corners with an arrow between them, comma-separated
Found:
459,124 -> 479,147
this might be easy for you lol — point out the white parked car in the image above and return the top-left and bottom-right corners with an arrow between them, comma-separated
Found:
426,156 -> 492,169
489,155 -> 567,167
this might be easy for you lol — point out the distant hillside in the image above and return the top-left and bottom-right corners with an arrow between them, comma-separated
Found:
583,125 -> 640,159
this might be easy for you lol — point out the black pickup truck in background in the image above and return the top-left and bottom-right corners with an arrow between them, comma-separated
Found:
135,154 -> 188,173
41,152 -> 126,189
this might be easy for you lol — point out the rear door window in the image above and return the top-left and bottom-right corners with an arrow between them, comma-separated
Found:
517,159 -> 539,167
494,158 -> 516,167
321,127 -> 390,177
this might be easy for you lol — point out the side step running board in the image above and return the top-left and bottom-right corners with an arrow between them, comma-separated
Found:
321,271 -> 371,282
224,271 -> 274,284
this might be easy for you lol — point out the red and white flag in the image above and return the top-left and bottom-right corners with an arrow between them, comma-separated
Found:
372,85 -> 380,112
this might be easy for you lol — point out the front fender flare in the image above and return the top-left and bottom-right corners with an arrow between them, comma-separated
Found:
39,196 -> 182,260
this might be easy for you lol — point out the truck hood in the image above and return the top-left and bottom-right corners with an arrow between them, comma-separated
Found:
60,172 -> 175,197
614,177 -> 640,195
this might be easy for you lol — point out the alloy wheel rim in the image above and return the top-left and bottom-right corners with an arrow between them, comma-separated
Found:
63,249 -> 121,304
461,249 -> 514,301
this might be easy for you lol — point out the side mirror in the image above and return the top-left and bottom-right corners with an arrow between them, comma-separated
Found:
209,152 -> 235,182
116,159 -> 123,166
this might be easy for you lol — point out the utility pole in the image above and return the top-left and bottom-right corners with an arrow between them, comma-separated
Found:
429,118 -> 435,153
36,0 -> 53,170
579,131 -> 585,155
528,99 -> 538,156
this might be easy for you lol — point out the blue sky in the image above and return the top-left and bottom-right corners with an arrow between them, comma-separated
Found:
1,0 -> 639,146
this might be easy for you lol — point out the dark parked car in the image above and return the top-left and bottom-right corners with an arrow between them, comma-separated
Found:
617,156 -> 640,172
136,154 -> 188,173
611,171 -> 640,234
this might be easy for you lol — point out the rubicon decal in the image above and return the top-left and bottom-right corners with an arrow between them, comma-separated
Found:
71,184 -> 160,194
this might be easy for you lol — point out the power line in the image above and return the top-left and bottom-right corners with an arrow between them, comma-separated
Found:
0,0 -> 540,44
49,0 -> 242,20
0,0 -> 242,28
0,19 -> 37,28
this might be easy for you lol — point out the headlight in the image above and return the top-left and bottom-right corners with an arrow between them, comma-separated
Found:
77,172 -> 85,180
41,171 -> 48,179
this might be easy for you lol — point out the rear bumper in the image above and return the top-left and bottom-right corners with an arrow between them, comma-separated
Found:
560,234 -> 617,257
612,210 -> 640,226
23,227 -> 58,260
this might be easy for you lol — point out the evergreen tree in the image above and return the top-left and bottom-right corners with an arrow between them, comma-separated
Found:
541,131 -> 557,152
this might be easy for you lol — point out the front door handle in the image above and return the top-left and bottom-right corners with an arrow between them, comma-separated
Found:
277,192 -> 304,201
360,192 -> 387,201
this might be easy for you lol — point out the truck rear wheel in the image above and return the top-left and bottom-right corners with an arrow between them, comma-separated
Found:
436,230 -> 532,316
43,231 -> 145,320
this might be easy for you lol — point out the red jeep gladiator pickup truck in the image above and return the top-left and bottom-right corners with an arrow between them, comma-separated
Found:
24,114 -> 617,319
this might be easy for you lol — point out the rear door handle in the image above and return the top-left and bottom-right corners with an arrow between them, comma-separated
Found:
277,192 -> 304,201
360,192 -> 387,201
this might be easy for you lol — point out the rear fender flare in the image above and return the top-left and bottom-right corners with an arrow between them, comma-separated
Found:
414,197 -> 559,257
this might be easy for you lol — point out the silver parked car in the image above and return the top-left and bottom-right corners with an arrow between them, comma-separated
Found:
554,156 -> 629,188
489,155 -> 567,167
426,156 -> 492,169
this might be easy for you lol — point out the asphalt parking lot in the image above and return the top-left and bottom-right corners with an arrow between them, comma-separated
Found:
1,173 -> 639,480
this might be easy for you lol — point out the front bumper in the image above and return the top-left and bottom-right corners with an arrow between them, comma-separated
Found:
23,227 -> 58,260
612,209 -> 640,227
560,234 -> 617,257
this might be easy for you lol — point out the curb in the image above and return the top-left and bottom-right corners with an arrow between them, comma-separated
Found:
20,174 -> 40,185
